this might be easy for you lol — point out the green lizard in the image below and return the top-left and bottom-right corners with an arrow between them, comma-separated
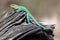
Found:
10,4 -> 48,30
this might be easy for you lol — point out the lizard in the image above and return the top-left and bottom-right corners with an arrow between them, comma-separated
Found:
9,4 -> 48,30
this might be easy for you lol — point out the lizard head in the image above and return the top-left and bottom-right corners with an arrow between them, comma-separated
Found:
10,4 -> 20,10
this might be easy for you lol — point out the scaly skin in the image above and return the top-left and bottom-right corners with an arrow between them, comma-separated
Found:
10,4 -> 48,30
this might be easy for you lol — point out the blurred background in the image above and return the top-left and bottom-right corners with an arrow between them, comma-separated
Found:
0,0 -> 60,40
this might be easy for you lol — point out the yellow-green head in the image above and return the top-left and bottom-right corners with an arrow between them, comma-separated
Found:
10,4 -> 20,9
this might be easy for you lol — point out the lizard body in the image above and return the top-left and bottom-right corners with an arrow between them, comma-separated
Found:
10,4 -> 48,30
